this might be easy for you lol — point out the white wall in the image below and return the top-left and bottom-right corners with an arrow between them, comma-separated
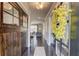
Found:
42,3 -> 56,46
43,15 -> 54,46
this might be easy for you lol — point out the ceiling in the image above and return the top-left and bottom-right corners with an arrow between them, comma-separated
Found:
18,2 -> 54,24
28,2 -> 53,20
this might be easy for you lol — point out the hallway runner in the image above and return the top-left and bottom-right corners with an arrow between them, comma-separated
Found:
34,47 -> 46,56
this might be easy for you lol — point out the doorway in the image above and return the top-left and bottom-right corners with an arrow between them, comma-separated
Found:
30,24 -> 43,47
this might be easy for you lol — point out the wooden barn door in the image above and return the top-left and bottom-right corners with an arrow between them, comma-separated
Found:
2,31 -> 21,56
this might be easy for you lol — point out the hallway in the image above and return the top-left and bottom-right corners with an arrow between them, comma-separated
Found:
22,36 -> 56,56
0,2 -> 79,56
0,2 -> 70,56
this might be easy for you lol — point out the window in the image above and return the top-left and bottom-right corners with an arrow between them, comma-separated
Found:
13,8 -> 19,17
23,16 -> 27,27
3,12 -> 13,24
31,25 -> 37,33
13,17 -> 19,26
3,2 -> 19,26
